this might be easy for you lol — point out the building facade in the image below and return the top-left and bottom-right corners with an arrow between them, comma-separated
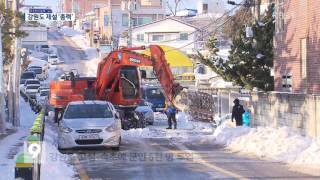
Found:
96,0 -> 165,47
274,0 -> 320,94
129,18 -> 200,54
63,0 -> 109,18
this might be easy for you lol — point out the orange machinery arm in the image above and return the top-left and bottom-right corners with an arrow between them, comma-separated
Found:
95,45 -> 182,104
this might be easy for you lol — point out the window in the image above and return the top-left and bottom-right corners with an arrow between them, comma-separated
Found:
203,3 -> 208,13
276,0 -> 285,33
180,33 -> 188,40
282,74 -> 292,92
133,17 -> 152,26
301,38 -> 307,79
152,34 -> 164,42
137,34 -> 144,42
122,14 -> 129,27
64,104 -> 113,119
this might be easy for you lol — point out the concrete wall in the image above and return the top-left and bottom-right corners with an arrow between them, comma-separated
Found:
198,88 -> 320,142
251,92 -> 320,142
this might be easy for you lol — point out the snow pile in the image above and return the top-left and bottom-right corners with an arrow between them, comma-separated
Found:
59,26 -> 82,37
213,120 -> 250,145
82,57 -> 100,76
224,126 -> 320,165
41,122 -> 75,180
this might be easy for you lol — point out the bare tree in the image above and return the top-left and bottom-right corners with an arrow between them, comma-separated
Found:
167,0 -> 183,16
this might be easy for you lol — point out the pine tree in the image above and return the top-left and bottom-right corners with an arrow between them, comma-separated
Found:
198,4 -> 275,91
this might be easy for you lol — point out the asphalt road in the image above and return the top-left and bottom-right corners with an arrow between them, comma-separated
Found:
47,30 -> 320,180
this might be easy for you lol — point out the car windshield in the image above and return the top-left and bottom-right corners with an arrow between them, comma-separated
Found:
145,88 -> 164,99
26,80 -> 40,85
64,104 -> 113,119
21,72 -> 35,79
27,85 -> 39,89
40,90 -> 49,96
50,55 -> 57,58
29,68 -> 42,74
41,45 -> 49,48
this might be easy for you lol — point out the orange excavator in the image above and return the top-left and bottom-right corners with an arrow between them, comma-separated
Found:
49,45 -> 183,129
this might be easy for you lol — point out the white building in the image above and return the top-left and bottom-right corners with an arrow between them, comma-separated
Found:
128,17 -> 201,54
196,0 -> 226,15
96,0 -> 166,48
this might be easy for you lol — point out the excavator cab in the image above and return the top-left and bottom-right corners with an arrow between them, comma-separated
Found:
119,66 -> 139,100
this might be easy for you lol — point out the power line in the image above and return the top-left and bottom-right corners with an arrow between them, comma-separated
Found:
163,14 -> 235,53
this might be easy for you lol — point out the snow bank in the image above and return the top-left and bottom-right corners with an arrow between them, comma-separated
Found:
0,97 -> 37,179
225,126 -> 320,165
59,26 -> 82,37
0,129 -> 29,180
41,122 -> 76,180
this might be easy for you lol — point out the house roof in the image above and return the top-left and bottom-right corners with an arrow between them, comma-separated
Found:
132,17 -> 200,30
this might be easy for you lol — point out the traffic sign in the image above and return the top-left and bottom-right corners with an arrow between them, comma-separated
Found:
25,13 -> 75,21
29,9 -> 52,13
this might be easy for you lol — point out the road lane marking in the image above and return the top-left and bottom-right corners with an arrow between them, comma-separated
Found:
170,143 -> 250,180
72,154 -> 90,180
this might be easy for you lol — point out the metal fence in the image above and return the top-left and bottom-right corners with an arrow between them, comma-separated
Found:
198,88 -> 252,118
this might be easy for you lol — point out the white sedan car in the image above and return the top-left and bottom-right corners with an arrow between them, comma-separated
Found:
48,54 -> 61,65
58,101 -> 121,151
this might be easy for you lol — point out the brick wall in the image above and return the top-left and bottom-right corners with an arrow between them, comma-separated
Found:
251,92 -> 320,142
274,0 -> 320,94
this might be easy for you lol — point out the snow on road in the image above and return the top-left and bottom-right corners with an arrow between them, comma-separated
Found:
124,112 -> 320,169
40,119 -> 76,180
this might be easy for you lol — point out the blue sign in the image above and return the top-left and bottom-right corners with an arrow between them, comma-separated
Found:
29,9 -> 52,13
104,15 -> 109,27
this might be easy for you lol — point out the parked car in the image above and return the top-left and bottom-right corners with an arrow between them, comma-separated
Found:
27,66 -> 48,80
24,79 -> 41,87
40,44 -> 50,53
48,54 -> 60,65
58,101 -> 121,151
141,86 -> 165,112
24,84 -> 40,98
135,99 -> 154,125
20,71 -> 36,85
36,89 -> 49,106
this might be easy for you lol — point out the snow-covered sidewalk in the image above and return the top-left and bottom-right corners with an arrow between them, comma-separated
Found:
0,98 -> 37,179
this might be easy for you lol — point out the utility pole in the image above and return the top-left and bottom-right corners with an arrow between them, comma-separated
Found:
122,0 -> 134,47
128,0 -> 133,47
254,0 -> 261,21
0,14 -> 6,134
11,0 -> 21,127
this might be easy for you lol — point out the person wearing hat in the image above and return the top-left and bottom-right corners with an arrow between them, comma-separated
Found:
231,98 -> 245,126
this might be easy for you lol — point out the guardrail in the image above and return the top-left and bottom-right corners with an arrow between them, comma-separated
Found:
15,90 -> 46,180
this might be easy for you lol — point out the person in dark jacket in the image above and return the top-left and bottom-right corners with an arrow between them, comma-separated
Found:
232,98 -> 245,126
165,102 -> 177,129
